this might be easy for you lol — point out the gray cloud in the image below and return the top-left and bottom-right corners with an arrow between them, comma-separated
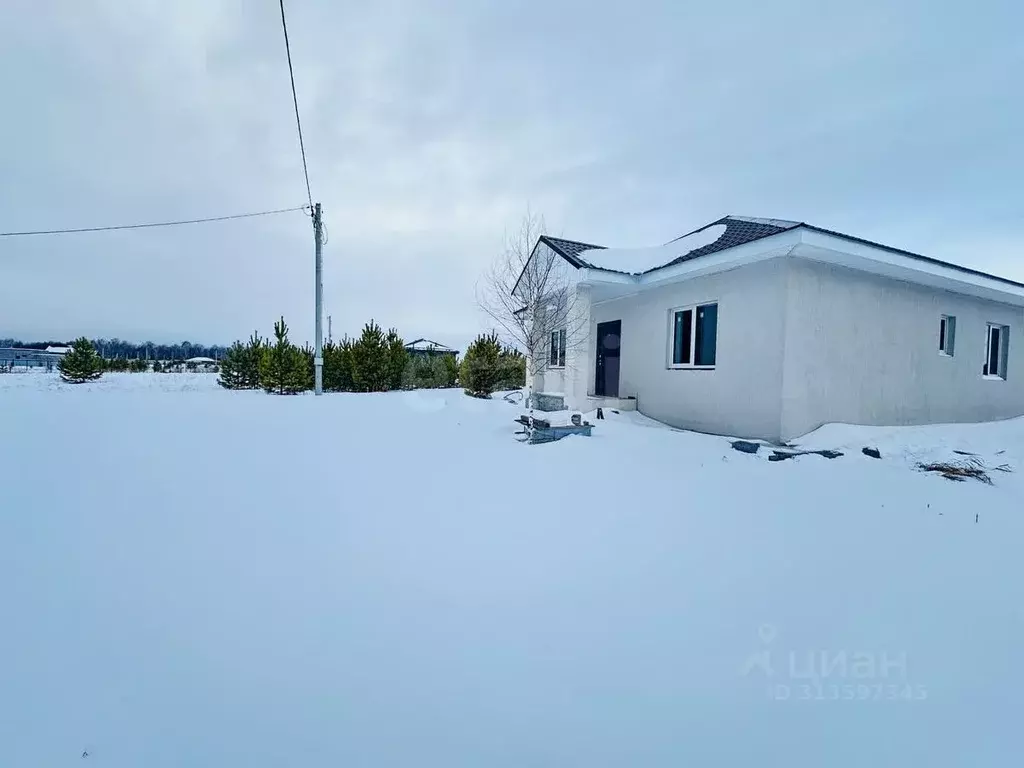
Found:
2,0 -> 1021,348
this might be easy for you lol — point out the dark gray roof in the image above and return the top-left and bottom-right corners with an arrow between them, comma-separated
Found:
535,215 -> 1024,290
538,236 -> 606,267
540,218 -> 800,274
660,216 -> 801,270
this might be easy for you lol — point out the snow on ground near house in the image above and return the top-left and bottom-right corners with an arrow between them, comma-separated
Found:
1,372 -> 1022,766
580,223 -> 727,274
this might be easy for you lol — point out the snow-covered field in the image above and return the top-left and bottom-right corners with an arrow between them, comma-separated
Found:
1,372 -> 1021,766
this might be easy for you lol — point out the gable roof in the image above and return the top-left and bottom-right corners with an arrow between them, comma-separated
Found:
532,215 -> 1024,290
660,216 -> 801,269
405,338 -> 456,352
538,236 -> 607,266
535,218 -> 800,276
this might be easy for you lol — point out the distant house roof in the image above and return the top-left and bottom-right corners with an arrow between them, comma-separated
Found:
405,338 -> 455,353
185,356 -> 216,363
532,215 -> 1024,289
44,346 -> 72,354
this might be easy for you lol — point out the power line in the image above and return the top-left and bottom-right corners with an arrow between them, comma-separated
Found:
0,206 -> 309,237
278,0 -> 314,210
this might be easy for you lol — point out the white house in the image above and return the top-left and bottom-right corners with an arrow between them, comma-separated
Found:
518,216 -> 1024,442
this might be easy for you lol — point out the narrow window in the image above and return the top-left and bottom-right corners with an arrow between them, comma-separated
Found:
985,323 -> 1009,379
694,303 -> 718,366
672,309 -> 692,365
550,329 -> 566,367
939,315 -> 956,356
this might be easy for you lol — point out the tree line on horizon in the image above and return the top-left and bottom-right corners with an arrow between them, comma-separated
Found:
0,337 -> 228,361
49,338 -> 220,382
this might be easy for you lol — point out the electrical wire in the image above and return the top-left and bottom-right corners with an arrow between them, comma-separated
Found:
278,0 -> 314,211
0,206 -> 309,237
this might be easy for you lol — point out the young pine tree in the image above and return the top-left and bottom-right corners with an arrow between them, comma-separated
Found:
460,333 -> 502,398
351,321 -> 388,392
58,337 -> 104,383
244,331 -> 266,389
498,346 -> 526,389
323,338 -> 356,392
384,328 -> 408,391
438,352 -> 460,388
299,343 -> 315,391
218,341 -> 249,389
260,316 -> 309,395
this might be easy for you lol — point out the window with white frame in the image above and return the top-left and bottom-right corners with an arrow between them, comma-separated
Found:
939,315 -> 956,356
984,323 -> 1009,379
669,302 -> 718,368
549,329 -> 566,368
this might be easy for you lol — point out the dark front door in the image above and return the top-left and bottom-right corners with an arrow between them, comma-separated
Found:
595,320 -> 621,397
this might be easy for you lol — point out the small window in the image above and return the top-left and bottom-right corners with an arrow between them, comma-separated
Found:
984,323 -> 1009,379
669,302 -> 718,368
939,315 -> 956,356
549,329 -> 566,368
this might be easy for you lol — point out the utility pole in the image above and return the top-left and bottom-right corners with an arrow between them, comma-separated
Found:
313,202 -> 324,395
328,315 -> 332,345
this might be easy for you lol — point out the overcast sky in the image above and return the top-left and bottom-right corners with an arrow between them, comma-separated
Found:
1,0 -> 1021,349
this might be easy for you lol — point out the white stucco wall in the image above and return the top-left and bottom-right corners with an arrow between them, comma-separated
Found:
588,259 -> 790,439
528,245 -> 589,402
780,258 -> 1024,439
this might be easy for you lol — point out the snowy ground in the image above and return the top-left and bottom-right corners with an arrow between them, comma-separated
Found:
1,372 -> 1021,766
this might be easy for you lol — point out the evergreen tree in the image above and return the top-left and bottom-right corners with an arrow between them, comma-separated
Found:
351,321 -> 389,392
323,338 -> 356,392
220,331 -> 266,390
152,360 -> 164,373
218,341 -> 249,389
130,358 -> 149,373
260,316 -> 309,395
244,331 -> 266,388
460,333 -> 503,398
385,328 -> 408,391
299,343 -> 315,391
402,353 -> 458,389
58,337 -> 104,383
439,352 -> 460,388
497,346 -> 526,389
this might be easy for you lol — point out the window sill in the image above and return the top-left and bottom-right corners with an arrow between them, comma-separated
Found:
938,352 -> 954,358
548,365 -> 566,370
982,374 -> 1006,381
668,365 -> 716,371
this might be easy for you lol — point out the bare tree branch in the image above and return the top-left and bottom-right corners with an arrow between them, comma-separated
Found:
477,209 -> 590,386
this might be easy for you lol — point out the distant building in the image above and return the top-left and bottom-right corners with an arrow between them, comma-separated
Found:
0,347 -> 65,370
405,339 -> 457,360
165,356 -> 218,372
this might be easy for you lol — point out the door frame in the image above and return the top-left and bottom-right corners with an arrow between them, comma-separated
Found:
594,320 -> 621,397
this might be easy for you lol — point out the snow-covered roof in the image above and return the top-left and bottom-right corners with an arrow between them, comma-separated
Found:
537,214 -> 1024,293
405,338 -> 455,352
578,224 -> 729,274
540,217 -> 800,276
185,356 -> 216,363
44,346 -> 72,354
